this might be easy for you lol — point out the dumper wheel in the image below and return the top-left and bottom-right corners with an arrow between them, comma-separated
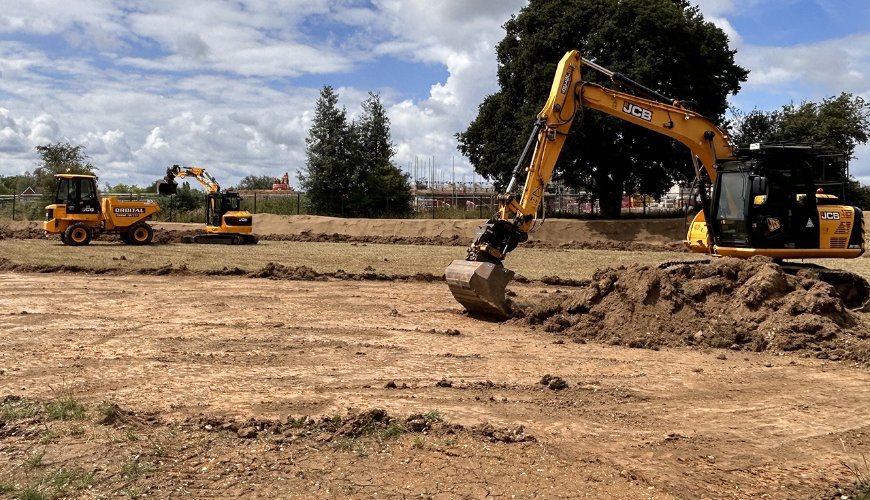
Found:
127,222 -> 153,245
64,223 -> 92,246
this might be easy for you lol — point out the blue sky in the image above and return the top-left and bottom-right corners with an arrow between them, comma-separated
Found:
0,0 -> 868,189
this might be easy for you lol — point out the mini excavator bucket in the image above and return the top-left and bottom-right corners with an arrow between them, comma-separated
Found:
157,180 -> 178,196
445,260 -> 515,318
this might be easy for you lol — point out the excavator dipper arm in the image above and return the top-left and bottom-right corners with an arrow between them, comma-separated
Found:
446,50 -> 736,318
158,165 -> 221,194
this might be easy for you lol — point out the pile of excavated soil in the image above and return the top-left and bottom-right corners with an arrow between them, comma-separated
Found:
515,256 -> 870,364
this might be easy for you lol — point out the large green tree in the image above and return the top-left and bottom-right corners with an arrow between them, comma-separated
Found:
300,86 -> 355,215
731,93 -> 870,157
457,0 -> 748,217
300,87 -> 412,217
0,173 -> 37,195
353,93 -> 413,217
33,143 -> 96,197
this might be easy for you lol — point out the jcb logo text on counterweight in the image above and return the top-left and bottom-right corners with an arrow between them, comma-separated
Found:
821,212 -> 841,220
622,103 -> 652,122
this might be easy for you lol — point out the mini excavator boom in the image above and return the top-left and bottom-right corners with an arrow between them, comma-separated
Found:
446,50 -> 866,317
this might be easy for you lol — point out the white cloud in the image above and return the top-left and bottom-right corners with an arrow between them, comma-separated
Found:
0,0 -> 528,187
3,0 -> 865,188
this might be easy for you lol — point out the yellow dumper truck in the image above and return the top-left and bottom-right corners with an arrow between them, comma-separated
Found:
43,173 -> 160,246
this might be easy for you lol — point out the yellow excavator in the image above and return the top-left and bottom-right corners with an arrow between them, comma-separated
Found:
158,165 -> 258,244
446,50 -> 866,317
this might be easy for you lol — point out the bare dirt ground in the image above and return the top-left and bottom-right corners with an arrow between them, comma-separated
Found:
1,216 -> 869,499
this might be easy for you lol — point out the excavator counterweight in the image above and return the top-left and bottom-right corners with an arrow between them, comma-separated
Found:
445,260 -> 514,318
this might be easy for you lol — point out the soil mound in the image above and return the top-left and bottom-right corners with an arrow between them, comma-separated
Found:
0,224 -> 43,240
188,407 -> 534,444
516,256 -> 870,363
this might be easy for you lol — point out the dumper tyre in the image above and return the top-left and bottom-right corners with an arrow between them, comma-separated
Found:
64,223 -> 92,246
119,232 -> 131,244
59,231 -> 68,245
128,222 -> 153,245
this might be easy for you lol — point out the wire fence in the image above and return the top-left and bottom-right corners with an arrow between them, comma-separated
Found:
0,190 -> 684,223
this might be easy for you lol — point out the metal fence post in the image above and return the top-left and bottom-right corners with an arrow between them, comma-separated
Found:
11,194 -> 16,221
253,192 -> 257,214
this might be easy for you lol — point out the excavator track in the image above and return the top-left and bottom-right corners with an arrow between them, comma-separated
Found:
182,233 -> 259,245
445,260 -> 515,318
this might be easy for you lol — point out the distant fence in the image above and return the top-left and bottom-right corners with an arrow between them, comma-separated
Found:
0,190 -> 681,222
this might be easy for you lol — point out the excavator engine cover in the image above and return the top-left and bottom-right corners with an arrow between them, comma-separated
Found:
445,260 -> 515,318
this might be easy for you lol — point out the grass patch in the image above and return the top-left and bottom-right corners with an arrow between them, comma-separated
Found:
44,396 -> 87,422
0,239 -> 706,282
7,466 -> 96,500
120,456 -> 156,482
38,429 -> 61,445
377,423 -> 406,441
422,410 -> 443,422
1,398 -> 40,421
42,467 -> 95,493
15,486 -> 45,500
96,401 -> 121,425
24,451 -> 45,469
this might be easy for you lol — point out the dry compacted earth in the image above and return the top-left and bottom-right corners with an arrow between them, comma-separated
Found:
0,215 -> 869,499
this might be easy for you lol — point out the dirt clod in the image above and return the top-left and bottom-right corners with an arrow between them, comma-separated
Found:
436,378 -> 453,388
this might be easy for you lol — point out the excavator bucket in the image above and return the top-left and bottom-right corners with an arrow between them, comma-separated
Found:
157,181 -> 178,196
445,260 -> 515,318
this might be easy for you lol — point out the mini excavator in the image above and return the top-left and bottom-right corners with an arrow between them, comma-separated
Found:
158,165 -> 258,244
446,50 -> 866,317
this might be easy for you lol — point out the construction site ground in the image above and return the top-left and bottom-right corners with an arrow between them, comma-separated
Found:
1,215 -> 869,499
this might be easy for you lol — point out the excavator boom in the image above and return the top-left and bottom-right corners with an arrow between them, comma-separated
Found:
446,50 -> 736,317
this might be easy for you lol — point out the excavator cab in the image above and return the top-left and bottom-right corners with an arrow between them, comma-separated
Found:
703,144 -> 861,256
207,191 -> 252,233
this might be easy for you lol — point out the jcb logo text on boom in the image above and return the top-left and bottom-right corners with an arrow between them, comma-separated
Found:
622,103 -> 652,122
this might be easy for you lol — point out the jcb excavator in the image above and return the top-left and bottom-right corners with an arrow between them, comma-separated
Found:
158,165 -> 258,244
446,50 -> 866,317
